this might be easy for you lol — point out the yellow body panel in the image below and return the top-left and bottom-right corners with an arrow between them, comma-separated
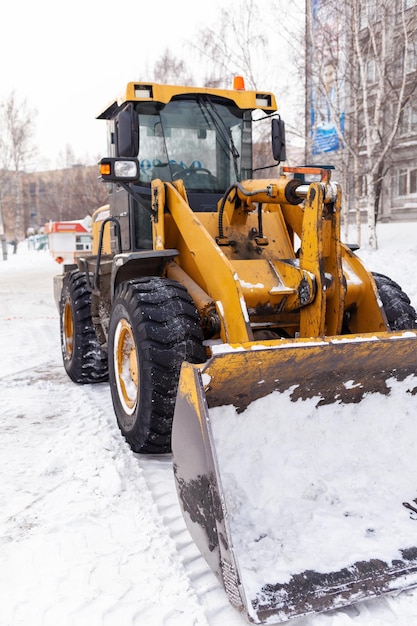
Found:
152,172 -> 386,345
91,204 -> 111,255
163,183 -> 252,343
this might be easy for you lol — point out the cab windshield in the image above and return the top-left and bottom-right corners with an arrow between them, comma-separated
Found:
136,96 -> 253,193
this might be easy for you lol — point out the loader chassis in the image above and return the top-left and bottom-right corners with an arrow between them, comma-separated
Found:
55,80 -> 417,624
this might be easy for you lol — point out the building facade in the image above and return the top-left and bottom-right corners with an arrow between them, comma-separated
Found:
305,0 -> 417,224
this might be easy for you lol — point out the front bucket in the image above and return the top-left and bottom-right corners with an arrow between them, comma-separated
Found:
172,331 -> 417,624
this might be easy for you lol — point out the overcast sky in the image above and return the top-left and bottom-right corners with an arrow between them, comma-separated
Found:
2,0 -> 303,171
1,0 -> 217,169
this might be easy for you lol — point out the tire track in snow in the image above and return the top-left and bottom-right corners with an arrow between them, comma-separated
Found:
83,384 -> 212,626
137,456 -> 247,626
0,316 -> 61,379
1,366 -> 208,626
84,384 -> 246,626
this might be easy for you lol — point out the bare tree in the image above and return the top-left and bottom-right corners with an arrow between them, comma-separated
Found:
0,92 -> 37,242
0,164 -> 12,252
192,0 -> 268,89
307,0 -> 417,248
152,49 -> 194,85
352,0 -> 417,248
190,0 -> 306,154
79,165 -> 109,211
37,165 -> 108,224
56,144 -> 79,169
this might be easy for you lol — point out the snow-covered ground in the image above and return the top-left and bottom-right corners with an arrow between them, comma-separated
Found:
1,223 -> 417,626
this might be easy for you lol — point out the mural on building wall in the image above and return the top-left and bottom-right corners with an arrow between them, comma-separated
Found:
310,0 -> 345,155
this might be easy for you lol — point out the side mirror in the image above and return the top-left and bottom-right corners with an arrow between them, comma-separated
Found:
272,117 -> 286,163
116,104 -> 139,157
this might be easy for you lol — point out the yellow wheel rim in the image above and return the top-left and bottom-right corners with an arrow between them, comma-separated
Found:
62,298 -> 74,359
114,318 -> 138,415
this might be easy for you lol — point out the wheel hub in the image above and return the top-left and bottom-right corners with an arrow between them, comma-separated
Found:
62,298 -> 74,359
114,318 -> 139,415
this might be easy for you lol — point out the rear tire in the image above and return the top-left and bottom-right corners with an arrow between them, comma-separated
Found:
373,272 -> 417,330
60,270 -> 108,383
108,277 -> 206,454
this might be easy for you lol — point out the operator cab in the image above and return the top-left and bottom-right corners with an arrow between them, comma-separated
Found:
111,94 -> 254,213
98,81 -> 284,250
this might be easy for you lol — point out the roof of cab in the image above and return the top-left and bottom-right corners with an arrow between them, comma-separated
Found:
97,81 -> 278,120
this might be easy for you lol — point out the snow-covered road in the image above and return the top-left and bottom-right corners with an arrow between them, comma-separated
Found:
2,228 -> 417,626
0,248 -> 245,626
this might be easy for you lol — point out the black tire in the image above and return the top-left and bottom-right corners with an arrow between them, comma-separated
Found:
60,270 -> 109,383
373,272 -> 417,330
108,277 -> 206,454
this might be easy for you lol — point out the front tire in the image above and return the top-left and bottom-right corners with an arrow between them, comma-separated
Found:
108,277 -> 206,454
60,270 -> 108,383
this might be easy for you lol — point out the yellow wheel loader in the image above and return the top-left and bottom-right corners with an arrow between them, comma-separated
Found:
55,80 -> 417,623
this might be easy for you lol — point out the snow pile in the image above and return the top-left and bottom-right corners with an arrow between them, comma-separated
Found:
210,374 -> 417,597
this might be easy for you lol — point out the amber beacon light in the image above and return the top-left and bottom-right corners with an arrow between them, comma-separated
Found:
233,75 -> 245,90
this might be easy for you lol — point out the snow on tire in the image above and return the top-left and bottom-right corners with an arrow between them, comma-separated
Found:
373,272 -> 417,330
108,277 -> 206,454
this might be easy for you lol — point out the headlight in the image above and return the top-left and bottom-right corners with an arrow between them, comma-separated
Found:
99,157 -> 139,182
114,160 -> 138,178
